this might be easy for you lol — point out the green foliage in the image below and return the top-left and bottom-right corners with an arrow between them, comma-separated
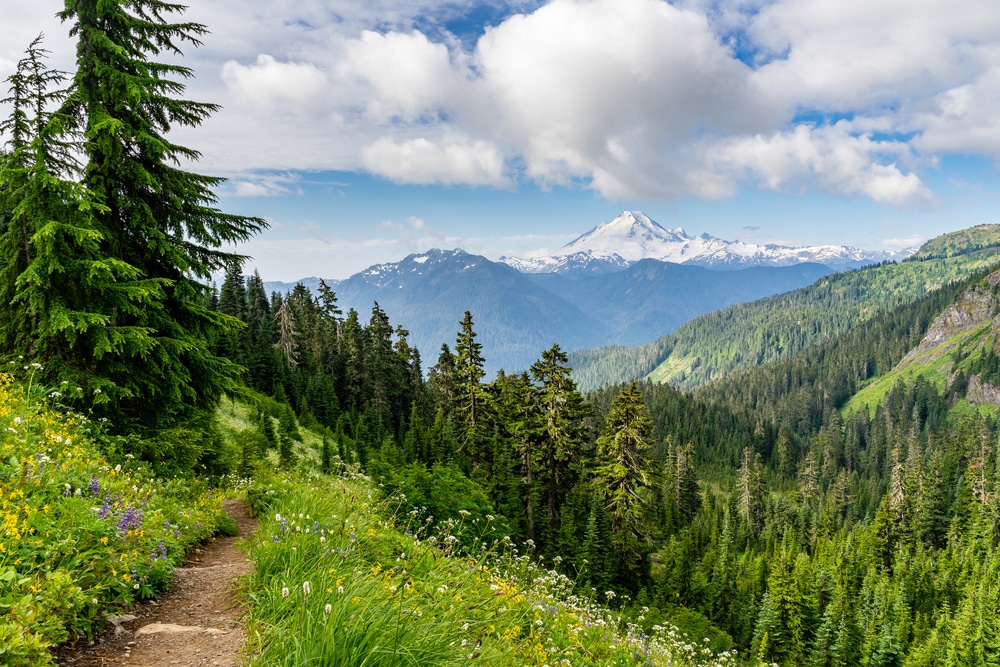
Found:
0,1 -> 268,434
571,250 -> 1000,392
907,224 -> 1000,261
0,372 -> 229,665
242,470 -> 740,667
594,381 -> 657,574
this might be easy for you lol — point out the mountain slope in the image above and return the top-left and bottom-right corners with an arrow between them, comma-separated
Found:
906,223 -> 1000,261
332,249 -> 601,374
267,250 -> 830,374
529,260 -> 832,346
844,269 -> 1000,414
569,243 -> 1000,391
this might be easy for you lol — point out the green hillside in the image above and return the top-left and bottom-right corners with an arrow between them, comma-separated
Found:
8,3 -> 1000,666
906,223 -> 1000,261
845,271 -> 1000,416
569,238 -> 1000,392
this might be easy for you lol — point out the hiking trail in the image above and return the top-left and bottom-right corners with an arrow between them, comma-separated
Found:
54,499 -> 257,667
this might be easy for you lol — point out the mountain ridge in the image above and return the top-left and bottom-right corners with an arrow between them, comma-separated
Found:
501,210 -> 915,274
264,249 -> 832,375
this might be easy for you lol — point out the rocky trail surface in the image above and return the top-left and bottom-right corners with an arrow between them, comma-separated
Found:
54,499 -> 257,667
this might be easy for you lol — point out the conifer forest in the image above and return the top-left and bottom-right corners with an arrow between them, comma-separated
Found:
3,1 -> 1000,666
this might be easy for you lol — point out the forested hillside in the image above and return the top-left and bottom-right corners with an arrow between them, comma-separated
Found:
906,224 -> 1000,261
263,250 -> 831,375
570,240 -> 1000,391
204,256 -> 1000,666
5,2 -> 1000,666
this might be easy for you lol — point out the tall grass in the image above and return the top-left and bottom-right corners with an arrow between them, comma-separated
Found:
0,370 -> 229,665
242,470 -> 742,667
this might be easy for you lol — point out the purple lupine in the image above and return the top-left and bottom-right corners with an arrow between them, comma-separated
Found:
89,474 -> 100,496
117,506 -> 144,532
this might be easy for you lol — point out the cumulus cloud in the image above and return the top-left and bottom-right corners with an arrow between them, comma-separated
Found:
912,66 -> 1000,155
470,0 -> 768,195
6,0 -> 1000,207
362,136 -> 509,187
221,54 -> 329,113
704,123 -> 932,204
340,30 -> 467,122
749,0 -> 1000,110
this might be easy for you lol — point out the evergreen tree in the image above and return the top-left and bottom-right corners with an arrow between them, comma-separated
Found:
215,263 -> 248,365
490,371 -> 542,545
52,0 -> 266,428
674,441 -> 701,524
273,295 -> 299,367
454,311 -> 489,469
580,493 -> 614,596
737,446 -> 765,533
530,344 -> 590,553
0,36 -> 113,382
593,380 -> 656,574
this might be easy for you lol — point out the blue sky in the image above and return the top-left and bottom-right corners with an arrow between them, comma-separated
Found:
4,0 -> 1000,280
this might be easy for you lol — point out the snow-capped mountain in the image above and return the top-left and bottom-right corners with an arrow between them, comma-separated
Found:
263,247 -> 831,374
501,211 -> 916,273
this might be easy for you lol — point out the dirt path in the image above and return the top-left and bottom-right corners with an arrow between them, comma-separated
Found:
54,499 -> 258,667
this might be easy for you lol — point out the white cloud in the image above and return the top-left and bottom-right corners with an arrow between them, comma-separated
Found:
749,0 -> 1000,110
704,123 -> 932,205
221,55 -> 328,113
229,172 -> 302,197
912,65 -> 1000,155
340,30 -> 467,122
6,0 -> 1000,208
469,0 -> 768,195
362,136 -> 509,187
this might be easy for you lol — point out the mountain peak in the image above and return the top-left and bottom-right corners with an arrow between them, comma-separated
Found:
558,211 -> 689,261
500,211 -> 915,274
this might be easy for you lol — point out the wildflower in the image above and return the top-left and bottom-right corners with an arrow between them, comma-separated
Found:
303,581 -> 311,596
325,603 -> 332,615
281,587 -> 290,598
337,585 -> 344,595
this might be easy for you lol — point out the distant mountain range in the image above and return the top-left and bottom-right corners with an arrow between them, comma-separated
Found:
265,249 -> 830,374
500,211 -> 914,273
262,211 -> 914,374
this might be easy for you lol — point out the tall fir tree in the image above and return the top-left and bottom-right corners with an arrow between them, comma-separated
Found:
593,380 -> 656,574
0,36 -> 113,380
454,311 -> 489,470
51,0 -> 266,428
530,344 -> 590,553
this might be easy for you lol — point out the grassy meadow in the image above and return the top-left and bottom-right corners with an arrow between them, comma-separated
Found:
0,368 -> 739,666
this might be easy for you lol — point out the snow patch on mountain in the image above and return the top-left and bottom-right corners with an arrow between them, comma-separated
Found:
500,211 -> 916,273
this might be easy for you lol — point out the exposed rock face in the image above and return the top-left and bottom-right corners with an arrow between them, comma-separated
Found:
899,270 -> 1000,368
966,374 -> 1000,406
